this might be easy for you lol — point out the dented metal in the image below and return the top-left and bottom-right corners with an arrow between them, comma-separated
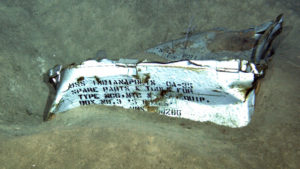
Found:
146,14 -> 283,65
47,59 -> 257,127
46,15 -> 283,128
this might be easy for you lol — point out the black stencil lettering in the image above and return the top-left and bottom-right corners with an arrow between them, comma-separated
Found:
104,93 -> 121,99
166,81 -> 177,87
183,96 -> 205,102
100,99 -> 111,104
79,100 -> 95,105
78,94 -> 99,100
177,88 -> 193,94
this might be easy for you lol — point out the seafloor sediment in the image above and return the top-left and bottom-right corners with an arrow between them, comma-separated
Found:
0,0 -> 299,168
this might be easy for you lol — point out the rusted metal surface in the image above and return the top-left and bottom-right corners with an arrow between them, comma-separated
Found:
46,15 -> 283,128
47,59 -> 257,127
146,14 -> 283,65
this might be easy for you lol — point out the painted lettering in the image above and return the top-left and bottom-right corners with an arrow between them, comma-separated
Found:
166,81 -> 177,87
78,94 -> 100,100
125,92 -> 142,98
145,86 -> 163,92
79,100 -> 95,105
176,88 -> 193,94
69,81 -> 85,89
104,93 -> 121,99
102,86 -> 129,92
100,99 -> 111,104
71,87 -> 99,95
159,109 -> 182,116
183,95 -> 205,102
